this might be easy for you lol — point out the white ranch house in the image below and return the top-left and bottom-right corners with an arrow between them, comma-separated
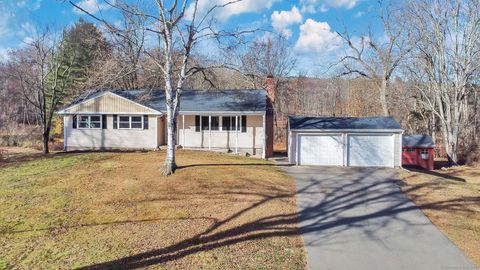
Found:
58,89 -> 275,158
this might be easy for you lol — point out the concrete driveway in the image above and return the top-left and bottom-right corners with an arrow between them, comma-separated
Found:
281,166 -> 475,270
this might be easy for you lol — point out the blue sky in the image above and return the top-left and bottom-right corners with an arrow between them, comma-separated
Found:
0,0 -> 384,74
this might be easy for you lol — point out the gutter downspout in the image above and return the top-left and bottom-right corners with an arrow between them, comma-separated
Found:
262,113 -> 266,159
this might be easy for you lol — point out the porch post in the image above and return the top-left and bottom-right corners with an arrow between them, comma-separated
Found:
63,115 -> 68,151
262,113 -> 266,159
235,115 -> 239,153
182,114 -> 185,147
208,115 -> 212,150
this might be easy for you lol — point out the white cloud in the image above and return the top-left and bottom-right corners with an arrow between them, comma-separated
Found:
0,47 -> 11,62
355,11 -> 365,18
300,0 -> 358,13
330,0 -> 358,9
17,1 -> 27,7
17,21 -> 36,38
186,0 -> 278,22
32,0 -> 42,10
319,4 -> 329,12
72,0 -> 113,15
0,13 -> 12,38
295,19 -> 342,53
271,6 -> 302,38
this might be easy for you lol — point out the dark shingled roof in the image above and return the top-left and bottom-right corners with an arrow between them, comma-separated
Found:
403,135 -> 435,148
289,116 -> 402,130
63,89 -> 267,112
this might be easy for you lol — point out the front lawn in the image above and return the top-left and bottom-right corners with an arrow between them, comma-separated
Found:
0,150 -> 306,269
401,166 -> 480,266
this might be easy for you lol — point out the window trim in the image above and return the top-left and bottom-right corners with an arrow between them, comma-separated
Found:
118,115 -> 144,130
195,115 -> 243,132
420,149 -> 429,155
77,114 -> 102,129
210,116 -> 220,131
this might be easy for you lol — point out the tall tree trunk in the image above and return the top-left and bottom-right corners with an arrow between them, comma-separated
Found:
440,122 -> 458,166
42,127 -> 50,154
379,79 -> 389,116
162,103 -> 177,175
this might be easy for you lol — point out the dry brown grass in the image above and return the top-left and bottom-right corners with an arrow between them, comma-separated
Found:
400,166 -> 480,266
0,150 -> 306,269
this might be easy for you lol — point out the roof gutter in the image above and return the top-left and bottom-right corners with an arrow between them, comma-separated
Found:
290,128 -> 404,133
176,111 -> 265,115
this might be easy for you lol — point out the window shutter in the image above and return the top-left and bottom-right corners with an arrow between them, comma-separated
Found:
143,115 -> 149,129
241,115 -> 247,132
195,115 -> 200,132
72,115 -> 77,129
113,115 -> 118,129
102,115 -> 107,129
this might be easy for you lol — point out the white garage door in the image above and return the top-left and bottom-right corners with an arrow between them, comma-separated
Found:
348,134 -> 395,167
298,134 -> 343,166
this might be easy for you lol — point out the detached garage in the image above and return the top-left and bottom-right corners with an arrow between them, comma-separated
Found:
288,116 -> 403,168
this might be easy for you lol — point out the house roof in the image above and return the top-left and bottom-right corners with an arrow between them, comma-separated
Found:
403,135 -> 435,148
288,116 -> 402,130
62,89 -> 267,113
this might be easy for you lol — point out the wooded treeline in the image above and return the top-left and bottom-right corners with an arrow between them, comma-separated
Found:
0,0 -> 479,165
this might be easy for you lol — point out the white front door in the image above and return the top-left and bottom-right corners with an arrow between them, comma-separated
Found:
298,134 -> 343,166
347,134 -> 395,167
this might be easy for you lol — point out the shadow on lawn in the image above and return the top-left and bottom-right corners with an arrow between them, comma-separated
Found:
177,163 -> 274,169
404,166 -> 466,182
76,167 -> 475,270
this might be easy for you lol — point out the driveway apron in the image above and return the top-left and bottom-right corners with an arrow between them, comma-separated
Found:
281,166 -> 475,270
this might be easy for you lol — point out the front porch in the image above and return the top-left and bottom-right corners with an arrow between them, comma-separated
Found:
158,114 -> 266,158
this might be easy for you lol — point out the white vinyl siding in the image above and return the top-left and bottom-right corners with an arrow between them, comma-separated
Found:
64,115 -> 158,150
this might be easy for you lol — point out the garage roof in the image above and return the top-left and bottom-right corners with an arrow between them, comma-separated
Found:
289,116 -> 402,130
403,135 -> 435,148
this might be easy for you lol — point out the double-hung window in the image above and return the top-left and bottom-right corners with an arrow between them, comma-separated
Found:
78,115 -> 102,129
195,115 -> 247,132
119,115 -> 143,129
222,116 -> 238,131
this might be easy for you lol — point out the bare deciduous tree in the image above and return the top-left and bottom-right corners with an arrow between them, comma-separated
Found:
8,30 -> 76,154
241,34 -> 296,142
336,0 -> 409,116
403,0 -> 480,164
70,0 -> 247,175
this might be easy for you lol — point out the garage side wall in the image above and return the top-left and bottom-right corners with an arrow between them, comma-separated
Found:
288,131 -> 297,164
394,133 -> 402,167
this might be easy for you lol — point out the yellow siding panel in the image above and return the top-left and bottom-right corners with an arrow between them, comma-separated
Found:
65,93 -> 158,113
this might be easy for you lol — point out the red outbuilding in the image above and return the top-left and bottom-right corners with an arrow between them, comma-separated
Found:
402,135 -> 435,170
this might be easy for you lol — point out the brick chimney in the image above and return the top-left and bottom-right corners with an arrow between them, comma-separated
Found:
265,75 -> 276,106
264,75 -> 275,158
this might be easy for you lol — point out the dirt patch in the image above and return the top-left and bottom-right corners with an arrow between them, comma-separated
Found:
400,166 -> 480,266
0,150 -> 306,269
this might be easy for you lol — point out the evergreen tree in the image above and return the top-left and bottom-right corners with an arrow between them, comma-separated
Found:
59,18 -> 110,91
